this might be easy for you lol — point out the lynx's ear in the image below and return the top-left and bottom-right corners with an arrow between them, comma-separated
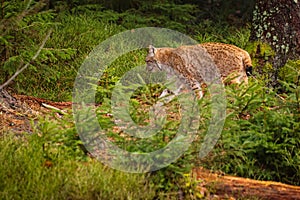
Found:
148,45 -> 156,56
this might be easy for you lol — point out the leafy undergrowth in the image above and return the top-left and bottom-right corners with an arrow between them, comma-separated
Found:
0,121 -> 155,200
200,76 -> 300,186
1,71 -> 299,199
93,72 -> 300,197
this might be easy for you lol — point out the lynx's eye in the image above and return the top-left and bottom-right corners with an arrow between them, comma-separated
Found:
145,58 -> 154,63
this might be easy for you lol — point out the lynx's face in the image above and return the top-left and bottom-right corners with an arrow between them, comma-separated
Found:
145,45 -> 163,72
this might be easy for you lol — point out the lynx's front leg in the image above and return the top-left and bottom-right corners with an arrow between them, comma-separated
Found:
158,81 -> 186,104
158,78 -> 203,105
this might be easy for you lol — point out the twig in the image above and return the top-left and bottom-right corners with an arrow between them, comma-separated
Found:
0,28 -> 53,90
41,103 -> 67,115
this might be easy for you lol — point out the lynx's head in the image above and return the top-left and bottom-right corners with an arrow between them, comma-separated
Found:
145,45 -> 163,72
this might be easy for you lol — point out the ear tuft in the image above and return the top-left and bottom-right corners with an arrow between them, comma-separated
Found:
148,45 -> 156,55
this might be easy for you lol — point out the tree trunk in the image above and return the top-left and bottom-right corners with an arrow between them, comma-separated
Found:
250,0 -> 300,87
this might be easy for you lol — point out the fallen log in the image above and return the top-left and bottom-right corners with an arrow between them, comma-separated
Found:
193,167 -> 300,200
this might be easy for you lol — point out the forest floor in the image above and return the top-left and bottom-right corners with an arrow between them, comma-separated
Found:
1,91 -> 300,200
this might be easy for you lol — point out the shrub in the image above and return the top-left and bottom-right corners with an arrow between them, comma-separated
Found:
200,78 -> 300,185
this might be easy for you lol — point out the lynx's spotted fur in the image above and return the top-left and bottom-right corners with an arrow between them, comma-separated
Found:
146,42 -> 252,99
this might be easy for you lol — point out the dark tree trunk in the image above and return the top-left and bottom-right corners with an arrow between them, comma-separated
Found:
250,0 -> 300,87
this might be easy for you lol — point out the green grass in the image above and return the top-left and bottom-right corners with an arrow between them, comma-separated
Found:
194,21 -> 251,48
0,131 -> 155,200
1,11 -> 125,102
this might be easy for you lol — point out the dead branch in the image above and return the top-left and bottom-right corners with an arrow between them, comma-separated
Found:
0,28 -> 53,91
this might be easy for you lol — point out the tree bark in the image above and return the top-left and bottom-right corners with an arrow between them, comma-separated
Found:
250,0 -> 300,87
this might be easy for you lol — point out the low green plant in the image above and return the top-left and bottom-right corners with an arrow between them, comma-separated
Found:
200,78 -> 300,186
94,80 -> 203,198
0,118 -> 156,200
69,1 -> 199,33
278,60 -> 300,88
95,50 -> 147,102
195,22 -> 251,48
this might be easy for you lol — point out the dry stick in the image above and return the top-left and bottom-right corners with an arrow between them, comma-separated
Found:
41,103 -> 67,115
0,28 -> 53,91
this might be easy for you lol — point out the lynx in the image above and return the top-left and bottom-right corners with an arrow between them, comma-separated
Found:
145,42 -> 252,99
